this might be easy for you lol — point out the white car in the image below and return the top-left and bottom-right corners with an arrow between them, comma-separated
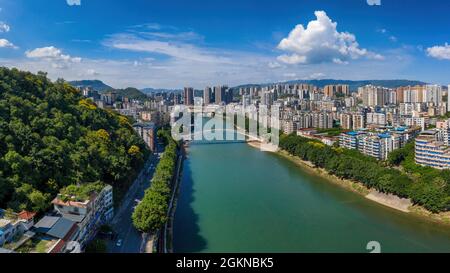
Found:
116,239 -> 123,247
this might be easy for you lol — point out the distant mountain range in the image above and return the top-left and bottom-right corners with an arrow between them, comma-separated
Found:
69,79 -> 436,97
68,80 -> 113,92
232,79 -> 429,92
68,80 -> 149,100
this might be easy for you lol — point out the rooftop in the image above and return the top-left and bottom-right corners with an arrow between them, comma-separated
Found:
0,219 -> 11,229
34,216 -> 60,231
133,122 -> 155,129
33,216 -> 78,240
46,218 -> 77,240
53,182 -> 106,204
18,211 -> 36,221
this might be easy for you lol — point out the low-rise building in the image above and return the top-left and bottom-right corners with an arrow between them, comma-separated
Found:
340,129 -> 409,160
415,130 -> 450,169
51,183 -> 114,249
0,210 -> 36,247
33,216 -> 79,253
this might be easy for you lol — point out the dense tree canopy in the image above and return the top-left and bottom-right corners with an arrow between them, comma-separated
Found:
0,67 -> 149,212
280,134 -> 450,213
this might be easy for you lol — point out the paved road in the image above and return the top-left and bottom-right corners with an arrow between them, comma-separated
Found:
107,144 -> 163,253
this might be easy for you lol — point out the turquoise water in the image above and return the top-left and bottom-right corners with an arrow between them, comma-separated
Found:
173,141 -> 450,253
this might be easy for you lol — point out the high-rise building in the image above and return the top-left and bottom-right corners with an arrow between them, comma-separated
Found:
312,112 -> 334,129
324,85 -> 335,97
448,85 -> 450,112
324,85 -> 349,97
337,85 -> 350,96
261,91 -> 274,106
214,86 -> 225,104
396,87 -> 406,103
359,85 -> 390,107
352,114 -> 366,130
339,113 -> 353,130
203,87 -> 212,105
366,113 -> 387,126
183,87 -> 194,106
401,85 -> 442,104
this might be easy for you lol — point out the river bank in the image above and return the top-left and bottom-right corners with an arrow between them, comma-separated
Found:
249,142 -> 450,226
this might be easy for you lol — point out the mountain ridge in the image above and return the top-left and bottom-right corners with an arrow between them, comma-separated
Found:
69,79 -> 441,94
68,80 -> 113,92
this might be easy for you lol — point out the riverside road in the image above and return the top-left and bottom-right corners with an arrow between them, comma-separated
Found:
107,143 -> 163,253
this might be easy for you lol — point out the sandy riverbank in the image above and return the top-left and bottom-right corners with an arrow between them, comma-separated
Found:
248,142 -> 450,226
247,141 -> 261,149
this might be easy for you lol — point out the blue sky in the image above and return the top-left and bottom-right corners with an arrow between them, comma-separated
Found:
0,0 -> 449,88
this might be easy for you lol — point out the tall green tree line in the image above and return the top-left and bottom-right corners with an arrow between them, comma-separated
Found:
280,134 -> 450,212
132,130 -> 179,233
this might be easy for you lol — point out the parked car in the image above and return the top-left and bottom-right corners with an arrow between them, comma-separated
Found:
116,239 -> 123,247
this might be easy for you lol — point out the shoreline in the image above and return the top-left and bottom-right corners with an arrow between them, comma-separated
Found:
247,142 -> 450,226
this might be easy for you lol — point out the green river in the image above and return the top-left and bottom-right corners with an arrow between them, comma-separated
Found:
173,138 -> 450,253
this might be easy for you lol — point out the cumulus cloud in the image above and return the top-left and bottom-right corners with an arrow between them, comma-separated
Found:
277,11 -> 383,65
427,43 -> 450,60
25,46 -> 81,68
0,21 -> 10,32
66,0 -> 81,6
0,39 -> 17,49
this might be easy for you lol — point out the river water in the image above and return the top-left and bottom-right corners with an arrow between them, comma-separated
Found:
173,139 -> 450,253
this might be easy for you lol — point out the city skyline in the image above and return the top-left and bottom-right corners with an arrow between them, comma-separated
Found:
0,0 -> 449,89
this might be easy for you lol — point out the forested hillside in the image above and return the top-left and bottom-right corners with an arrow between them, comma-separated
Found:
69,80 -> 113,92
0,68 -> 149,213
111,87 -> 149,101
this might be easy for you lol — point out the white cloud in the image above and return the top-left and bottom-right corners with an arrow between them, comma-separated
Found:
427,43 -> 450,60
0,39 -> 17,49
277,11 -> 383,65
104,33 -> 232,64
139,31 -> 203,41
0,21 -> 417,89
268,61 -> 282,69
66,0 -> 81,6
0,21 -> 10,33
86,69 -> 99,76
1,48 -> 414,89
367,0 -> 381,5
25,46 -> 81,68
283,73 -> 297,78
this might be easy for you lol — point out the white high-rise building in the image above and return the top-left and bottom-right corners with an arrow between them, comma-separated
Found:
448,85 -> 450,112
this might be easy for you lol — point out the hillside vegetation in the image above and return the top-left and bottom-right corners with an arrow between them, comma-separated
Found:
0,67 -> 149,212
68,80 -> 113,92
111,87 -> 149,101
